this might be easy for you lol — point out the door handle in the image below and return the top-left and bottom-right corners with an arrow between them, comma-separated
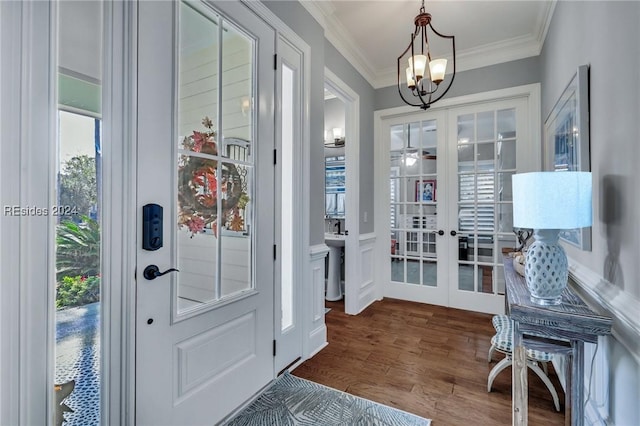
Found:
450,230 -> 457,236
437,230 -> 444,236
143,265 -> 179,280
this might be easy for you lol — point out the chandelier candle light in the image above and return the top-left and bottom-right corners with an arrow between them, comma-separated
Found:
397,0 -> 455,110
512,172 -> 592,305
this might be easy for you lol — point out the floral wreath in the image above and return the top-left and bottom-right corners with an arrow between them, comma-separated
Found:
178,117 -> 249,236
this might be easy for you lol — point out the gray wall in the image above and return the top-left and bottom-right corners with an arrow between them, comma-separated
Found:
262,1 -> 326,245
264,1 -> 376,240
541,1 -> 640,424
325,40 -> 376,234
375,56 -> 541,111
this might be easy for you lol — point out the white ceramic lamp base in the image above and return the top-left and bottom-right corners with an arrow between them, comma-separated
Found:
524,229 -> 568,305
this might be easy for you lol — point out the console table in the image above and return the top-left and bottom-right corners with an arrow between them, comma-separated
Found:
502,253 -> 612,426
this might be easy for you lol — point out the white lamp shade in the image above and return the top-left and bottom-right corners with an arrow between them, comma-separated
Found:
429,59 -> 447,83
332,127 -> 342,139
408,55 -> 427,79
512,171 -> 592,229
405,67 -> 416,88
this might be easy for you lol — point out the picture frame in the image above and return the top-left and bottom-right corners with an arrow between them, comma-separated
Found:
543,64 -> 591,250
416,179 -> 436,202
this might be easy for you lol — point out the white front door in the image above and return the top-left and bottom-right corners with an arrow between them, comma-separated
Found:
135,1 -> 275,424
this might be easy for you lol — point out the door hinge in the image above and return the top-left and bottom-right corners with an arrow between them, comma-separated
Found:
273,339 -> 277,356
273,148 -> 277,165
274,53 -> 277,70
273,244 -> 277,260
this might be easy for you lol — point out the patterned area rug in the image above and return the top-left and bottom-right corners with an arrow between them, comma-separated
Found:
223,372 -> 431,425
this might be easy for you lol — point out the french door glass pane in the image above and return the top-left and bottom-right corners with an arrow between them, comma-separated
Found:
389,118 -> 439,287
456,107 -> 517,296
176,2 -> 255,312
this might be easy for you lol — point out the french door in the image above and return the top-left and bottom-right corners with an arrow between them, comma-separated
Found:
385,97 -> 532,314
446,99 -> 528,313
387,111 -> 448,306
135,1 -> 275,424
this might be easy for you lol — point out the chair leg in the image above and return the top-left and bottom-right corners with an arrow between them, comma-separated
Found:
487,356 -> 512,392
488,343 -> 496,363
528,362 -> 561,412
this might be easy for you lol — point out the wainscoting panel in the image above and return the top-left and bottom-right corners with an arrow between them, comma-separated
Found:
356,233 -> 377,314
563,258 -> 640,425
306,244 -> 329,357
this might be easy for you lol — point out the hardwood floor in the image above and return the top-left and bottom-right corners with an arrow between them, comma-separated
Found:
292,298 -> 565,426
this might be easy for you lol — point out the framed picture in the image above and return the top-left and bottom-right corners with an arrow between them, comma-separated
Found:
416,179 -> 436,202
543,64 -> 591,250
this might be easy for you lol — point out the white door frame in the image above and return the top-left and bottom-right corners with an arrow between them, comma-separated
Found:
0,1 -> 58,424
324,68 -> 361,315
374,84 -> 541,310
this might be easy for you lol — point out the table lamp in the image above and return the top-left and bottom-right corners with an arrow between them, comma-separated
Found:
512,172 -> 592,305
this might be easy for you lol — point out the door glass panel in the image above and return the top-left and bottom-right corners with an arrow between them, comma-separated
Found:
390,124 -> 404,151
497,140 -> 516,170
497,172 -> 514,201
458,263 -> 475,291
176,2 -> 255,312
457,144 -> 474,171
479,265 -> 494,294
477,111 -> 495,141
422,260 -> 437,287
389,119 -> 440,288
497,108 -> 516,138
457,114 -> 474,142
391,257 -> 405,282
406,259 -> 420,285
56,111 -> 102,426
455,107 -> 518,297
477,143 -> 495,169
497,203 -> 513,232
280,64 -> 294,331
55,1 -> 103,423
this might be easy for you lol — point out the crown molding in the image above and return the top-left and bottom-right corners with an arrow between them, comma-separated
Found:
300,0 -> 558,91
299,0 -> 382,87
536,0 -> 557,50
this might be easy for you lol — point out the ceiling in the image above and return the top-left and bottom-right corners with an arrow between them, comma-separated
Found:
301,0 -> 556,89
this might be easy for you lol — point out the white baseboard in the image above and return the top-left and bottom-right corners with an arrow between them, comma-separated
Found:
307,325 -> 328,358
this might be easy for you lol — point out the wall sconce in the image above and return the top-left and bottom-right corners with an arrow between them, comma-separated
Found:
332,127 -> 345,146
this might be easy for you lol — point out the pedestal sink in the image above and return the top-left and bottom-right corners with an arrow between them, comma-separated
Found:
325,233 -> 345,301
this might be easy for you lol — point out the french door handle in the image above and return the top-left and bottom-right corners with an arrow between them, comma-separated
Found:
437,230 -> 444,236
450,230 -> 457,236
143,265 -> 179,280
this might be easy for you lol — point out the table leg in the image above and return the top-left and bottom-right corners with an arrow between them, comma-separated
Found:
571,340 -> 584,426
512,322 -> 528,425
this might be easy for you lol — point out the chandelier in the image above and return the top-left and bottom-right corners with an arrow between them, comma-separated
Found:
397,0 -> 456,110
